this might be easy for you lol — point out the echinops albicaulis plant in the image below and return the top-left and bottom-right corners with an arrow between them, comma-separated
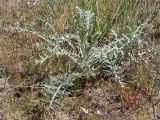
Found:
34,6 -> 146,109
9,6 -> 146,110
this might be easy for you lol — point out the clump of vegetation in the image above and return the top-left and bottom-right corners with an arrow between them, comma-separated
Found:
11,6 -> 149,110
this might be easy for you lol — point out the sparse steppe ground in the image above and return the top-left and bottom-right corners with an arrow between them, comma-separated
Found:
0,0 -> 160,120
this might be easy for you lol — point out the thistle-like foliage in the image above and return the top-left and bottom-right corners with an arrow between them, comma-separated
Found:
9,6 -> 146,109
34,7 -> 146,107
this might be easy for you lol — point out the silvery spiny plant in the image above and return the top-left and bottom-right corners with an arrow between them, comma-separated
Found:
9,6 -> 146,110
35,6 -> 146,106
